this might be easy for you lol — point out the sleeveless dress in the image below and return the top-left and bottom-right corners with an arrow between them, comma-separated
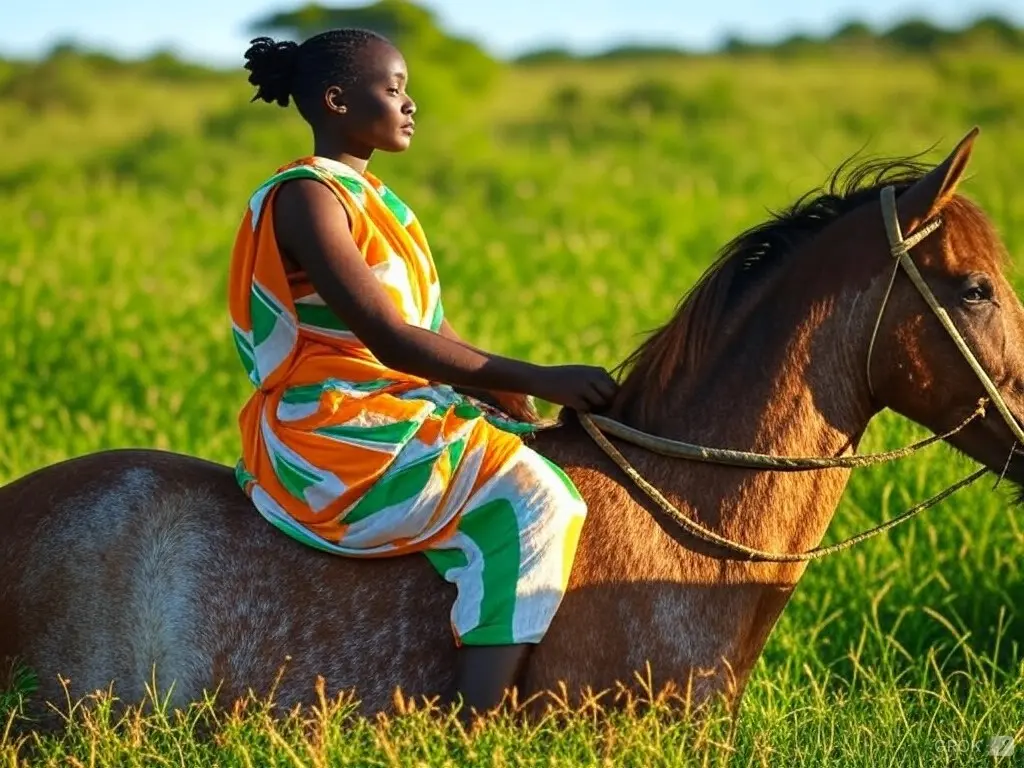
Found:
228,156 -> 587,645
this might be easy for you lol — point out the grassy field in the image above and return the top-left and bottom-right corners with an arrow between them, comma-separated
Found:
2,48 -> 1024,764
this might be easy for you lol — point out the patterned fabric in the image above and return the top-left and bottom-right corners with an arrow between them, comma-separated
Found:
228,156 -> 587,643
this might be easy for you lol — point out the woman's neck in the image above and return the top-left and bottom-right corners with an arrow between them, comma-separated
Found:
311,135 -> 373,175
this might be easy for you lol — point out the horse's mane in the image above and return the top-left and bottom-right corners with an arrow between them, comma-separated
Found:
614,152 -> 941,420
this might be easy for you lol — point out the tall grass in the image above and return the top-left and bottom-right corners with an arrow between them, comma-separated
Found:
2,48 -> 1024,764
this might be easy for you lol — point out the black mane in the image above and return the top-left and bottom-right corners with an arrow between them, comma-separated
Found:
615,150 -> 937,418
722,153 -> 933,304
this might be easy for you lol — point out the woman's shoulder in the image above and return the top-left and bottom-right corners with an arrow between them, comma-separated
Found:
250,158 -> 368,217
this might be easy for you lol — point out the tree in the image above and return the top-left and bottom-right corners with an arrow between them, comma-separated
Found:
248,0 -> 500,105
250,0 -> 439,45
962,14 -> 1022,49
830,20 -> 874,45
883,18 -> 952,53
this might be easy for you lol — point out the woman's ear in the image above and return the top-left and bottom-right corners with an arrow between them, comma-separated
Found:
324,86 -> 348,115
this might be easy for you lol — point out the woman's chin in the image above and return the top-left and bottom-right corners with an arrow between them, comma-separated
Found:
380,135 -> 413,153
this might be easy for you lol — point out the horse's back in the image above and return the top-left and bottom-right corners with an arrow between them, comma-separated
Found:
0,449 -> 456,715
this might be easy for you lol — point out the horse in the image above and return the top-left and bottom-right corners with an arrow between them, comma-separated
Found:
2,128 -> 1023,723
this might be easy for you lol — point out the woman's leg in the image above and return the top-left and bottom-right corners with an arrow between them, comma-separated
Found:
449,644 -> 531,719
424,447 -> 587,720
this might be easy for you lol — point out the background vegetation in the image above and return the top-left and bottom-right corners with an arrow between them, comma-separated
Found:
2,2 -> 1024,764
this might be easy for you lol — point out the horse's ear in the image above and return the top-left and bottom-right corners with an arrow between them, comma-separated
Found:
896,126 -> 979,232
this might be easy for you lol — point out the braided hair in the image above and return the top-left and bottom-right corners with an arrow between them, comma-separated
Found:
243,29 -> 391,119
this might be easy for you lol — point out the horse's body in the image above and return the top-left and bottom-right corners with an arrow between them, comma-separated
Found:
3,130 -> 1024,719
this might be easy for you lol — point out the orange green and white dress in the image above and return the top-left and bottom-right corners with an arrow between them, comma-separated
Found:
228,155 -> 587,645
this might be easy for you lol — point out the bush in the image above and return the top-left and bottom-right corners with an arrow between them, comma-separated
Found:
0,55 -> 98,113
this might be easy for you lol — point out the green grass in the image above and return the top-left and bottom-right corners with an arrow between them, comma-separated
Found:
3,49 -> 1024,764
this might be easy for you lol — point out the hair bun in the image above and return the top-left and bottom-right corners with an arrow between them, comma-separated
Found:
244,36 -> 299,107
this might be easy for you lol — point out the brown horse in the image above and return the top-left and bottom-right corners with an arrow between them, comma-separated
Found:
2,129 -> 1022,721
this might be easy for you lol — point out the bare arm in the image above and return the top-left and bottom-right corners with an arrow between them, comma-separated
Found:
272,180 -> 549,395
439,319 -> 542,423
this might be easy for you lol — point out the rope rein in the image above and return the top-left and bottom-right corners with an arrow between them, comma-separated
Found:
578,185 -> 1020,562
579,413 -> 988,562
584,400 -> 987,470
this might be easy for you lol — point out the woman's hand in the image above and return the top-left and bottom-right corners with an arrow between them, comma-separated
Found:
455,385 -> 543,423
487,391 -> 542,423
532,365 -> 619,412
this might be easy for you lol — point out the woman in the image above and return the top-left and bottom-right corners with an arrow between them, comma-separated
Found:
229,29 -> 618,719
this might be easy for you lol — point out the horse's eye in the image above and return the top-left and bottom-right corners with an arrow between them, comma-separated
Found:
960,275 -> 994,305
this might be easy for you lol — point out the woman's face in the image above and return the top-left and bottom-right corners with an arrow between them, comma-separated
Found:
326,41 -> 417,154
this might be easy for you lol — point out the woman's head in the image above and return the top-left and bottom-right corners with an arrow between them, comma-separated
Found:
244,29 -> 416,155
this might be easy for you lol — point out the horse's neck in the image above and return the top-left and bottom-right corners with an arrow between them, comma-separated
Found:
527,274 -> 885,700
600,278 -> 879,574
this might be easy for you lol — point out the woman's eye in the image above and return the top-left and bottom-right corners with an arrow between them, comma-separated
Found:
387,87 -> 400,95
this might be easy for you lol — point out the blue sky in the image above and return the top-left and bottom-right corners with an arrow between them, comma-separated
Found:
4,0 -> 1023,66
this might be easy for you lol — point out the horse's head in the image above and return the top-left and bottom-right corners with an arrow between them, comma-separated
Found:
616,127 -> 1024,490
861,128 -> 1024,485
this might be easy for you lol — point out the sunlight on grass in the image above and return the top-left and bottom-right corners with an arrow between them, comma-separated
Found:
3,642 -> 1022,765
2,45 -> 1024,765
